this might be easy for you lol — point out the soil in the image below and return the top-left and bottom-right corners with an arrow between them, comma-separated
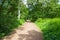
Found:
3,22 -> 43,40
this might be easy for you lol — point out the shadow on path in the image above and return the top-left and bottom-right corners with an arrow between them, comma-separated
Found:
1,22 -> 43,40
18,30 -> 43,40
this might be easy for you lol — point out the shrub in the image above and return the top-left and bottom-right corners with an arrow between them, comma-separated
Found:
36,18 -> 60,40
19,19 -> 25,25
0,0 -> 19,38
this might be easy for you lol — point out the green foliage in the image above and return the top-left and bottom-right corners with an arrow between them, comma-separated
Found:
0,0 -> 19,38
19,19 -> 25,25
27,0 -> 60,22
35,18 -> 60,40
20,1 -> 28,20
0,0 -> 60,39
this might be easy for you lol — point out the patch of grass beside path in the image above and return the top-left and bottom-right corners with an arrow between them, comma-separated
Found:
19,19 -> 25,25
35,18 -> 60,40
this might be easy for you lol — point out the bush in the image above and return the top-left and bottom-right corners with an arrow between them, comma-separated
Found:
35,18 -> 60,40
0,13 -> 19,38
19,19 -> 25,25
0,0 -> 19,38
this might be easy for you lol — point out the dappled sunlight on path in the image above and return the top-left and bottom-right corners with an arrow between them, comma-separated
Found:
2,22 -> 43,40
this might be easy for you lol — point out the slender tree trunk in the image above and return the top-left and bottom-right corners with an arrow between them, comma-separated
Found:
18,0 -> 20,20
18,9 -> 20,20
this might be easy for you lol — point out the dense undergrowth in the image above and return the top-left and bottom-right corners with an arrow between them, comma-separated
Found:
35,18 -> 60,40
0,18 -> 24,39
0,0 -> 22,38
19,19 -> 25,25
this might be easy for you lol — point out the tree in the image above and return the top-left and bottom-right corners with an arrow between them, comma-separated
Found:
26,0 -> 60,21
0,0 -> 19,38
20,0 -> 28,20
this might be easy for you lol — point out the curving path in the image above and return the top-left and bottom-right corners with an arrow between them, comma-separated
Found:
3,22 -> 43,40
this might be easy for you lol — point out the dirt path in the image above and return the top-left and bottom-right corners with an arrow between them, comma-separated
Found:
3,22 -> 43,40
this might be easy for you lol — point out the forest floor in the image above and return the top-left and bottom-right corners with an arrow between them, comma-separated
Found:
3,22 -> 43,40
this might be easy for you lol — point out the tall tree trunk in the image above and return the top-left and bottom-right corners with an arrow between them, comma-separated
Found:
18,0 -> 20,20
